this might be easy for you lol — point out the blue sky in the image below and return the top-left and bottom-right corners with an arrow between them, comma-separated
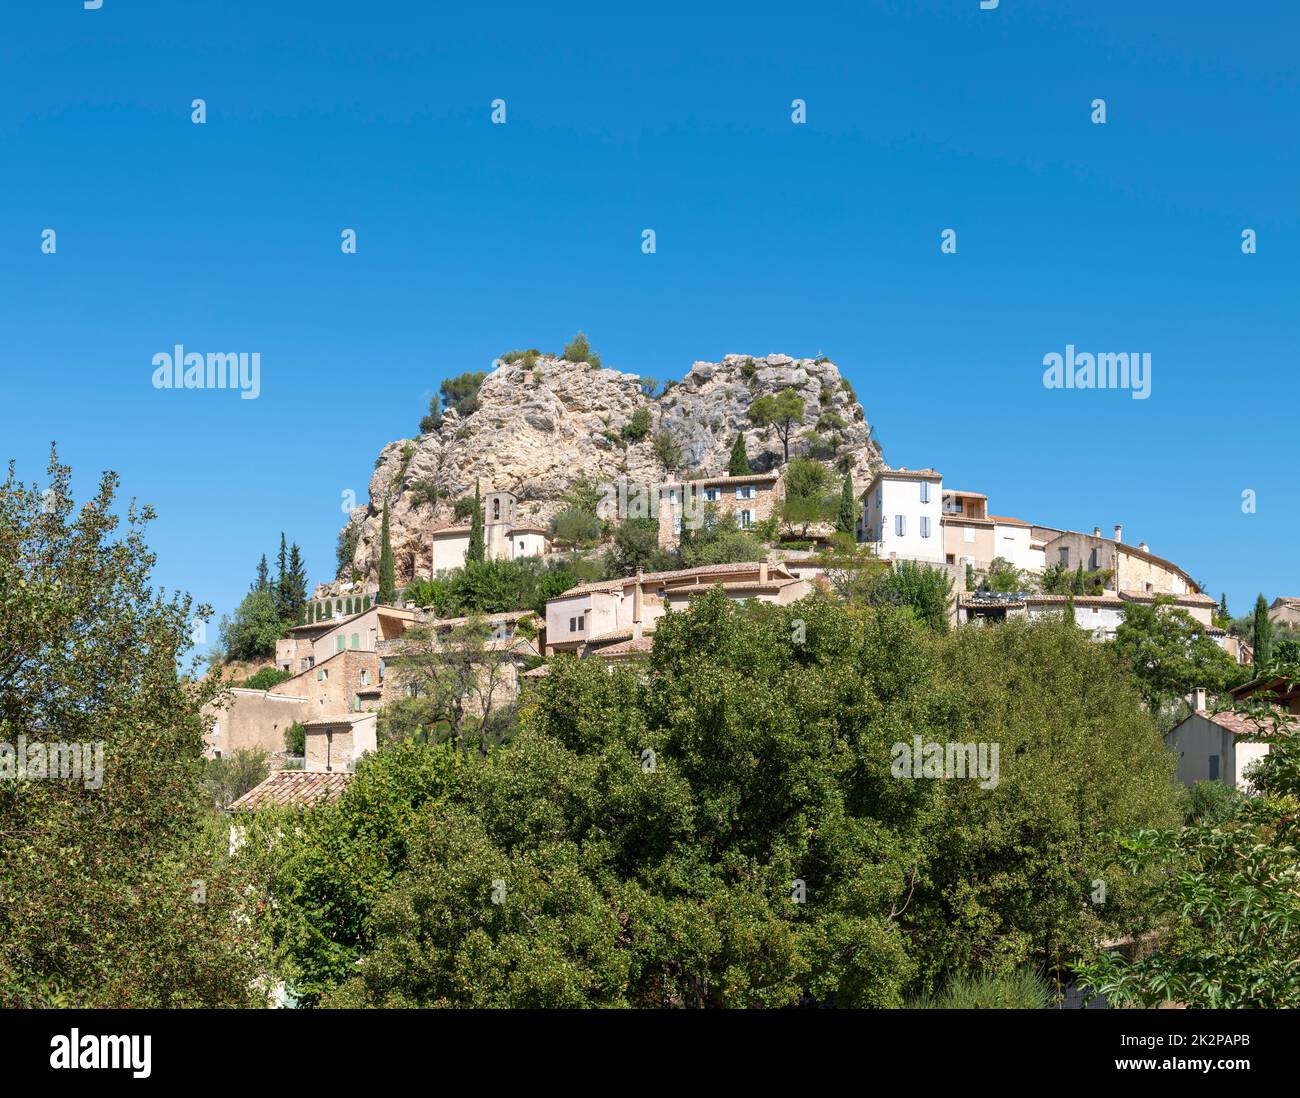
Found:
2,0 -> 1296,644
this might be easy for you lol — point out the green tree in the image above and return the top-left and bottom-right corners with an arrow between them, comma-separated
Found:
747,389 -> 805,463
652,429 -> 683,472
439,371 -> 488,419
1112,597 -> 1246,714
285,542 -> 309,625
869,560 -> 953,632
254,554 -> 270,592
622,407 -> 652,441
466,481 -> 485,564
236,741 -> 463,1005
378,504 -> 397,604
550,508 -> 602,548
0,447 -> 265,1006
419,394 -> 442,434
835,473 -> 856,535
1253,593 -> 1273,669
727,433 -> 751,476
321,591 -> 1180,1008
275,532 -> 290,620
244,666 -> 292,691
203,747 -> 270,811
221,588 -> 285,661
562,331 -> 599,366
780,457 -> 836,536
1075,701 -> 1300,1008
336,524 -> 360,576
982,557 -> 1023,593
606,517 -> 674,577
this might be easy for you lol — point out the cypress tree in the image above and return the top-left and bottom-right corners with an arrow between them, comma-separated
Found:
727,433 -> 750,477
1253,594 -> 1273,669
467,480 -> 485,563
378,504 -> 397,604
253,554 -> 270,593
835,474 -> 856,535
1064,594 -> 1076,625
275,533 -> 289,620
1219,593 -> 1229,620
286,542 -> 308,624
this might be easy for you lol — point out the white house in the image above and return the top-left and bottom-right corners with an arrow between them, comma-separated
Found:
1165,696 -> 1276,791
429,489 -> 552,574
860,468 -> 944,564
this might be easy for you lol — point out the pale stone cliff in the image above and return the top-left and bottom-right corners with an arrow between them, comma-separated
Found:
325,352 -> 884,592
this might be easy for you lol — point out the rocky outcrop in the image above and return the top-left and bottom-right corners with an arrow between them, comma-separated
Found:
324,352 -> 884,593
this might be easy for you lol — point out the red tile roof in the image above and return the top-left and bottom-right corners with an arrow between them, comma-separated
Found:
229,770 -> 353,812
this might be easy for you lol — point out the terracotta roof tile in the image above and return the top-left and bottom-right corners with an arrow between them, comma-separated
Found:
229,770 -> 352,812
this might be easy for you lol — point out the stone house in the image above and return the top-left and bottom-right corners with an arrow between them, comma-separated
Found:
653,471 -> 783,547
203,648 -> 386,761
1043,526 -> 1197,597
1269,597 -> 1300,630
276,604 -> 419,674
303,714 -> 378,773
544,561 -> 810,656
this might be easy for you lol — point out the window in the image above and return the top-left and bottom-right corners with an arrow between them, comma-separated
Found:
492,498 -> 501,521
1208,754 -> 1220,782
964,527 -> 975,544
317,669 -> 327,681
336,635 -> 345,653
360,669 -> 371,685
379,659 -> 385,682
736,485 -> 754,500
705,488 -> 719,502
740,509 -> 753,528
518,540 -> 525,552
1058,548 -> 1070,566
674,514 -> 682,534
350,633 -> 359,649
920,516 -> 931,538
353,694 -> 361,713
569,615 -> 585,633
875,488 -> 882,508
920,481 -> 931,503
895,514 -> 906,537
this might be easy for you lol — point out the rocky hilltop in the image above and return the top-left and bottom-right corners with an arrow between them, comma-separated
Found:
328,352 -> 884,591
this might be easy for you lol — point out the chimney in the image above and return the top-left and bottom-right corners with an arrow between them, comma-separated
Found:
1092,526 -> 1101,537
1113,524 -> 1123,544
1193,686 -> 1207,712
759,561 -> 769,584
632,569 -> 644,639
1138,542 -> 1149,553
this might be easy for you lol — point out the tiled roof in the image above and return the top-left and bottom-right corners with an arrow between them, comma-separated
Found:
303,714 -> 372,729
945,489 -> 987,499
429,523 -> 472,536
587,624 -> 657,645
521,664 -> 551,679
1196,706 -> 1295,738
560,561 -> 792,598
229,770 -> 352,812
1024,594 -> 1124,607
508,524 -> 551,536
1118,590 -> 1216,607
594,636 -> 655,658
692,471 -> 781,487
990,515 -> 1031,526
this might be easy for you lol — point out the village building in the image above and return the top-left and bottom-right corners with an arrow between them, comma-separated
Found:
860,468 -> 945,564
1043,525 -> 1197,597
1164,689 -> 1281,791
543,561 -> 810,657
428,489 -> 552,574
653,471 -> 783,547
275,604 -> 420,674
1268,597 -> 1300,630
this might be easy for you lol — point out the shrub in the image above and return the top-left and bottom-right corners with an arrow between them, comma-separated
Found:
452,496 -> 477,520
550,508 -> 602,548
408,479 -> 443,508
622,407 -> 651,441
652,429 -> 683,471
244,666 -> 292,691
284,722 -> 306,756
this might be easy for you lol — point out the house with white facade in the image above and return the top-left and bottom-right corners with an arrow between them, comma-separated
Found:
1164,691 -> 1280,791
429,489 -> 552,574
860,468 -> 944,564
